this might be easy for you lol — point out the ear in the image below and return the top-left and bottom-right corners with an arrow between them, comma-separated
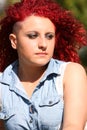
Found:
9,33 -> 17,49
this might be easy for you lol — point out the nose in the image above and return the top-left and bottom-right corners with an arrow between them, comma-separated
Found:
38,37 -> 47,51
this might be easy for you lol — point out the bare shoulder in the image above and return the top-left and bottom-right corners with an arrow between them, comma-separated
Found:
63,62 -> 87,90
64,62 -> 87,80
66,62 -> 86,72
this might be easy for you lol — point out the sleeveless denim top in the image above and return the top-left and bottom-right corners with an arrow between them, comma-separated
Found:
0,58 -> 68,130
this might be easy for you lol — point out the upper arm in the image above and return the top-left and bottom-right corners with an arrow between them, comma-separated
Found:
63,63 -> 87,129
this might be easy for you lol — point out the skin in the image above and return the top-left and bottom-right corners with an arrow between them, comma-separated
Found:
12,15 -> 56,68
0,15 -> 87,130
63,63 -> 87,130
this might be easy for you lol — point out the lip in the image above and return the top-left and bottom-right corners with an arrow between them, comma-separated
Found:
35,52 -> 48,56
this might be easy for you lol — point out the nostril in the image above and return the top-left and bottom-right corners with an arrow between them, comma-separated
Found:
38,42 -> 47,51
38,46 -> 47,51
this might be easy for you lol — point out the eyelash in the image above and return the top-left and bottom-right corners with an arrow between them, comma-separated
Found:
27,33 -> 55,40
46,34 -> 54,40
27,34 -> 38,39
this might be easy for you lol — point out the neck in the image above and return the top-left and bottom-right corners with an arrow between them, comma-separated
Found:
18,62 -> 47,83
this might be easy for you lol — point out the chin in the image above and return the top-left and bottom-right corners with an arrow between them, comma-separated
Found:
33,59 -> 50,67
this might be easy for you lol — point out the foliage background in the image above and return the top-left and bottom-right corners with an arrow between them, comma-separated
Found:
1,0 -> 86,28
58,0 -> 87,29
0,0 -> 87,68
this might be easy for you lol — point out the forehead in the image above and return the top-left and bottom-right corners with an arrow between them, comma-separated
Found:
13,15 -> 55,32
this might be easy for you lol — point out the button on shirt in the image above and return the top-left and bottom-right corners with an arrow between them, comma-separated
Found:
0,58 -> 66,130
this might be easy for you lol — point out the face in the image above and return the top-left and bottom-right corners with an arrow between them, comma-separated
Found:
9,15 -> 56,67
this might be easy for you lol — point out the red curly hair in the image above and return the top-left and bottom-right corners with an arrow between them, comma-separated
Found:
0,0 -> 87,71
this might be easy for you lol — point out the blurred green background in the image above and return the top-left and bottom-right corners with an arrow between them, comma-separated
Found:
0,0 -> 87,70
1,0 -> 87,28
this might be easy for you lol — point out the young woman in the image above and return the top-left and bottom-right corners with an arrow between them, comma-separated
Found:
0,0 -> 87,130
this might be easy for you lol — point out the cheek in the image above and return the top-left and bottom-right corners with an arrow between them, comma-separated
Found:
48,41 -> 55,51
17,39 -> 36,50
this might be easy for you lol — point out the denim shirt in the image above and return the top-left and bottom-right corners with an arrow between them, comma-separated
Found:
0,58 -> 68,130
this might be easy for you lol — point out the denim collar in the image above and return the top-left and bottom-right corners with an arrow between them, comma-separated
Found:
0,58 -> 62,86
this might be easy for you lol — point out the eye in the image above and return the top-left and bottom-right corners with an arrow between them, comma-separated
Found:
45,33 -> 55,40
27,32 -> 38,39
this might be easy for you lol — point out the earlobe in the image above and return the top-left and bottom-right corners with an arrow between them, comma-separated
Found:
9,34 -> 17,49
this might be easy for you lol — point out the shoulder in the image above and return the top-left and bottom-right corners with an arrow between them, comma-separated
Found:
66,62 -> 86,75
63,62 -> 87,105
66,62 -> 85,70
63,62 -> 87,89
64,62 -> 86,78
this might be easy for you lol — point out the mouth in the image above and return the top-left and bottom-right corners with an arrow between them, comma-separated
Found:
35,52 -> 48,56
